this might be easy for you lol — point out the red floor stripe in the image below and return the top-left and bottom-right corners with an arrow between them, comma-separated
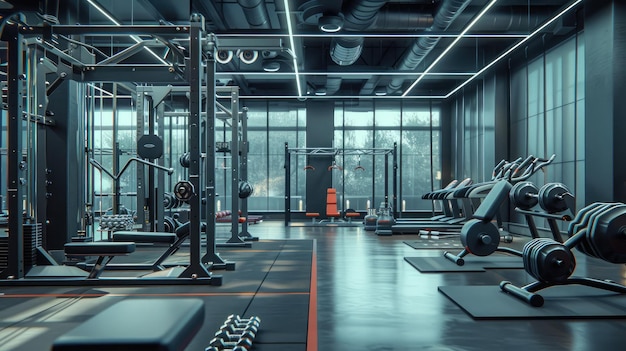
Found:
307,239 -> 318,351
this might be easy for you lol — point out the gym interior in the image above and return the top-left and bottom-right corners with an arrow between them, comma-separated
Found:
1,0 -> 626,350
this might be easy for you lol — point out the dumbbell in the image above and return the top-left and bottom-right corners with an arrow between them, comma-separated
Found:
220,321 -> 258,336
205,346 -> 247,351
208,336 -> 252,350
214,327 -> 256,344
224,315 -> 261,328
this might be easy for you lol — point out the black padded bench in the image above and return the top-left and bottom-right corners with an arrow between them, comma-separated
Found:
65,242 -> 135,279
52,298 -> 204,351
112,231 -> 177,244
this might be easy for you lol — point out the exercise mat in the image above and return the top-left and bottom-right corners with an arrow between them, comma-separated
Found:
404,255 -> 524,273
438,284 -> 626,319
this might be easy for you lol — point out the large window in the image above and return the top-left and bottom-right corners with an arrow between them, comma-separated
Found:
333,100 -> 442,212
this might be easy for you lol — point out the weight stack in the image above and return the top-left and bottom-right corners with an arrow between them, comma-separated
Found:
23,223 -> 42,269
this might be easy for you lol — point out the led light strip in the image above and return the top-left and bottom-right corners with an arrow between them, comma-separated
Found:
445,0 -> 582,98
282,0 -> 303,97
86,0 -> 169,65
402,0 -> 499,97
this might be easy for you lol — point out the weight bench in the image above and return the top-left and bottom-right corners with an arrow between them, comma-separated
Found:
52,298 -> 204,351
64,242 -> 135,279
107,222 -> 202,271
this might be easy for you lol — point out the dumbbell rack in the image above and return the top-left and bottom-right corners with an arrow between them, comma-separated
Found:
206,314 -> 261,351
500,202 -> 626,307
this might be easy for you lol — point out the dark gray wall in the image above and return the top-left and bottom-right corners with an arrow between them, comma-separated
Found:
584,0 -> 626,203
305,101 -> 334,217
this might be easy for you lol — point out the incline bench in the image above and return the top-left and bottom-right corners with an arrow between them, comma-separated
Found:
52,298 -> 204,351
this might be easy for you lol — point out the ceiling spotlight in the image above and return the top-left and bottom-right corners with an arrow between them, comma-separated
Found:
374,87 -> 387,96
216,50 -> 233,64
263,60 -> 281,72
238,50 -> 259,64
315,88 -> 327,96
318,15 -> 343,33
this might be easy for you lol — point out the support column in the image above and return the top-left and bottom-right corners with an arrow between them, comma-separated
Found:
584,0 -> 626,202
305,101 -> 333,217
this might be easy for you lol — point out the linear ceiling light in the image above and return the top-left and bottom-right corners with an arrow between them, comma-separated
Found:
445,0 -> 582,98
282,0 -> 302,97
86,0 -> 169,65
402,0 -> 499,97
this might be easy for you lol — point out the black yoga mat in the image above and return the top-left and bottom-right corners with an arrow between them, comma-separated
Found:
438,284 -> 626,319
404,255 -> 524,273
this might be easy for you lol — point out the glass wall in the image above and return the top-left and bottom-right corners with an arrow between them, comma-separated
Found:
333,100 -> 442,212
85,97 -> 441,215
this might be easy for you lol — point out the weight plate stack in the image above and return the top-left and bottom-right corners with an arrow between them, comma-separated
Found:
571,203 -> 613,257
586,204 -> 626,264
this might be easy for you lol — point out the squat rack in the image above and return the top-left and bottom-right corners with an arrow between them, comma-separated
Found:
0,14 -> 222,284
284,144 -> 397,225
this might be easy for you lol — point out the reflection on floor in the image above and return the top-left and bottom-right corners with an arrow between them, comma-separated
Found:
254,221 -> 626,351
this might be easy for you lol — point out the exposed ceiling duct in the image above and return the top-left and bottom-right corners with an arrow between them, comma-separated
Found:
330,0 -> 389,66
237,0 -> 271,29
386,0 -> 471,95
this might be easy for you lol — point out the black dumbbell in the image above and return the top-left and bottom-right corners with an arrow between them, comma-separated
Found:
208,337 -> 252,351
220,322 -> 258,336
224,315 -> 261,328
204,346 -> 247,351
214,327 -> 256,343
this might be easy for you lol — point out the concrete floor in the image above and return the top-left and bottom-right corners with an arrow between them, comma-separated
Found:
250,221 -> 626,351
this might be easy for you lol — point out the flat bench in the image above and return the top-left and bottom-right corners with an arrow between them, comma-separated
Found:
112,231 -> 177,244
65,242 -> 135,279
52,298 -> 204,351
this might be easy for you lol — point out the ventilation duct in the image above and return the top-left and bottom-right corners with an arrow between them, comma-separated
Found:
329,0 -> 389,66
237,0 -> 271,29
386,0 -> 471,94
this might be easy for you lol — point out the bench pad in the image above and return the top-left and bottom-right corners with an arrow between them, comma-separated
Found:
52,298 -> 205,351
64,242 -> 136,256
112,231 -> 177,244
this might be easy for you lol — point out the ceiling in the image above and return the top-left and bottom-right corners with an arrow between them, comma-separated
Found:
4,0 -> 583,100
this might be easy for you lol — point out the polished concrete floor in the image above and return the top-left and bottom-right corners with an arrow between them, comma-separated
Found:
249,221 -> 626,351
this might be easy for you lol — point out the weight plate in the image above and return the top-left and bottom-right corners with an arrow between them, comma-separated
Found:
460,219 -> 500,256
137,134 -> 164,159
568,203 -> 606,237
534,240 -> 575,283
589,204 -> 626,263
538,183 -> 570,213
174,181 -> 195,201
510,182 -> 539,210
522,238 -> 543,277
584,204 -> 621,259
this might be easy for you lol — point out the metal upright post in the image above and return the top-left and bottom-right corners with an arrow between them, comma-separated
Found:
284,143 -> 291,226
393,142 -> 398,218
180,13 -> 213,279
202,34 -> 232,270
2,21 -> 25,279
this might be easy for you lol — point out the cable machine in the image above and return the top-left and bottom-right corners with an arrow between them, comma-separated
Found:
284,144 -> 397,226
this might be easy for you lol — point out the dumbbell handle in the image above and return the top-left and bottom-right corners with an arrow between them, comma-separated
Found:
499,281 -> 544,307
443,250 -> 465,266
